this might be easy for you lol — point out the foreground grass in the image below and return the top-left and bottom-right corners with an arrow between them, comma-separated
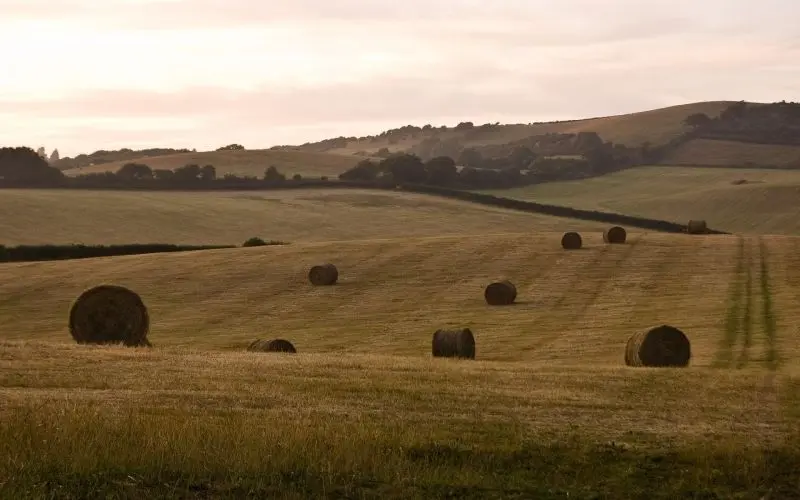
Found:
483,166 -> 800,235
1,343 -> 799,498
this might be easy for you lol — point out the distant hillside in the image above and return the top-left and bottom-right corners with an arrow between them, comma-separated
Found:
279,101 -> 735,156
65,150 -> 372,179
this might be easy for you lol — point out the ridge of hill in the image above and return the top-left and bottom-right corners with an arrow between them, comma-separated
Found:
282,101 -> 737,155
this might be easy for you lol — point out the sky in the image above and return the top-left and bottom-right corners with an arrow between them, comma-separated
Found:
1,0 -> 799,157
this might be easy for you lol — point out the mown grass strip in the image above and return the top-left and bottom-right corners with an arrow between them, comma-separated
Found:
759,237 -> 779,370
715,236 -> 746,368
736,240 -> 754,369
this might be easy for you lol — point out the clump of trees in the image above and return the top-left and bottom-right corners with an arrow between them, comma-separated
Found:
0,147 -> 66,186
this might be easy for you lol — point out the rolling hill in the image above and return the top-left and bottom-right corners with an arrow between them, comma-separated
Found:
0,188 -> 613,246
63,149 -> 371,179
483,166 -> 800,235
291,101 -> 735,155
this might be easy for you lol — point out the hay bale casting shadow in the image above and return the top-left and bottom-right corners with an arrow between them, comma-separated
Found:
561,231 -> 583,250
686,220 -> 708,234
484,280 -> 517,305
69,284 -> 150,347
625,325 -> 691,367
308,263 -> 339,286
432,328 -> 475,359
247,338 -> 297,353
603,226 -> 627,244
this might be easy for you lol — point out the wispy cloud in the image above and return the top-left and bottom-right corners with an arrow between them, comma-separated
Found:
1,0 -> 798,155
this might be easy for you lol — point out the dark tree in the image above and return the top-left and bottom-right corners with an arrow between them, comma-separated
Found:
457,148 -> 483,167
381,153 -> 427,184
264,165 -> 286,183
425,156 -> 458,186
199,164 -> 216,181
339,159 -> 381,181
0,146 -> 66,184
173,163 -> 202,182
116,162 -> 153,180
216,144 -> 245,151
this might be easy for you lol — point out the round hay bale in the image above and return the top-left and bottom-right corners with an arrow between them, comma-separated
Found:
308,263 -> 338,286
247,338 -> 297,353
686,220 -> 708,234
68,284 -> 150,347
561,231 -> 583,250
603,226 -> 627,244
432,328 -> 475,359
625,325 -> 691,367
484,280 -> 517,306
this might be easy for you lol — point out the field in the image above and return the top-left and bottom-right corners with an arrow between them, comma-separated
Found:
0,188 -> 612,246
663,138 -> 800,168
64,149 -> 369,178
485,166 -> 800,235
2,230 -> 800,496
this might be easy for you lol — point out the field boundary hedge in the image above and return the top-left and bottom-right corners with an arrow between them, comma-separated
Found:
0,243 -> 238,263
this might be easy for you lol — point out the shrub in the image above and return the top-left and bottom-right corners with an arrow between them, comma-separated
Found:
242,237 -> 268,247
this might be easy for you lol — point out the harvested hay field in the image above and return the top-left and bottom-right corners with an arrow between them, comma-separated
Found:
63,149 -> 371,178
0,189 -> 613,246
0,341 -> 798,497
2,231 -> 799,368
483,166 -> 800,235
2,231 -> 800,496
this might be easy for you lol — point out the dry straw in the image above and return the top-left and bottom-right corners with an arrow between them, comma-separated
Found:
484,280 -> 517,305
68,284 -> 150,347
308,263 -> 339,286
625,325 -> 691,367
686,220 -> 708,234
247,338 -> 297,353
561,231 -> 583,250
603,226 -> 627,244
432,328 -> 475,359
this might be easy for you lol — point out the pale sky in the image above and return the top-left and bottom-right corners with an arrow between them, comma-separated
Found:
2,0 -> 798,157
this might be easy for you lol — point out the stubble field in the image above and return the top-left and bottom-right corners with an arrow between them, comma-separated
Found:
2,228 -> 799,497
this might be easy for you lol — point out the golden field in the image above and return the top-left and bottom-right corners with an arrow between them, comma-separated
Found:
1,230 -> 799,497
0,188 -> 613,246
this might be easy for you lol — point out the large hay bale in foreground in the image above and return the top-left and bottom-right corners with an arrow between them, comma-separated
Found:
308,263 -> 339,286
686,220 -> 708,234
603,226 -> 627,244
69,284 -> 150,347
247,338 -> 297,353
625,325 -> 691,367
484,280 -> 517,305
561,231 -> 583,250
432,328 -> 475,359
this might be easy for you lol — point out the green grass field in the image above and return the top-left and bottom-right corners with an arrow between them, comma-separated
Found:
2,230 -> 800,497
483,166 -> 800,235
